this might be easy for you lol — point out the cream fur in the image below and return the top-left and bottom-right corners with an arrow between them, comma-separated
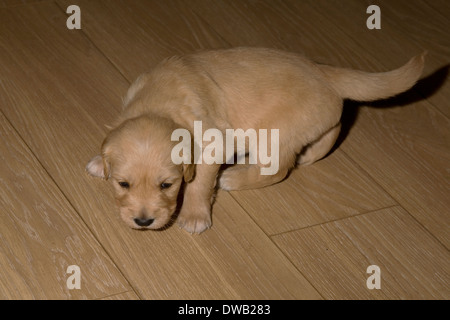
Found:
86,47 -> 425,233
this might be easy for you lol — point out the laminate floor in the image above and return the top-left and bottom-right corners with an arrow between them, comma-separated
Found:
0,0 -> 448,299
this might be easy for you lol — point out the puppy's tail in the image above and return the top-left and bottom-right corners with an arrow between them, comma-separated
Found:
318,52 -> 426,101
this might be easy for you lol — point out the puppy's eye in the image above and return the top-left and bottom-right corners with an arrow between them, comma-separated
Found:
118,181 -> 130,189
160,182 -> 172,190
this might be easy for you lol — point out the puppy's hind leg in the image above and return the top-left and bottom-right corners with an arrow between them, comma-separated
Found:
298,122 -> 341,166
219,150 -> 295,191
219,164 -> 289,191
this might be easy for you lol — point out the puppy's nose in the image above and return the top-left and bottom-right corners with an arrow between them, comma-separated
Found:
133,217 -> 154,227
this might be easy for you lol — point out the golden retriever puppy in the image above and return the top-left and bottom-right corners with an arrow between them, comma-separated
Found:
86,47 -> 425,234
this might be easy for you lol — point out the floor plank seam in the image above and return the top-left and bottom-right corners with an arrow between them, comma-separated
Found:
43,2 -> 150,298
53,0 -> 132,86
269,204 -> 401,238
191,8 -> 233,48
95,290 -> 140,300
340,152 -> 450,251
269,234 -> 326,300
421,93 -> 450,121
226,191 -> 275,239
1,111 -> 142,300
224,191 -> 325,299
1,0 -> 446,300
339,149 -> 399,204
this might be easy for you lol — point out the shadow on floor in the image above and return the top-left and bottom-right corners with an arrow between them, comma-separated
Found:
332,64 -> 449,153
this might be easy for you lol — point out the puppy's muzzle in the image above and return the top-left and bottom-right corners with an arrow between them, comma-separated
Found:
133,217 -> 155,227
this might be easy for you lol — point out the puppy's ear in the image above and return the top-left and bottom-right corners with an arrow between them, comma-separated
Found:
86,155 -> 111,179
182,163 -> 195,183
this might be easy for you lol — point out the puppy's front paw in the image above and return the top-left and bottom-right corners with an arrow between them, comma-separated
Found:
177,206 -> 212,234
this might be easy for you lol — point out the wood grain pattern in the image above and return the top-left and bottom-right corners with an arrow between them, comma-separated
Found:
187,0 -> 399,235
0,112 -> 130,299
0,0 -> 45,8
56,0 -> 228,82
273,206 -> 450,299
0,0 -> 448,299
339,101 -> 450,248
0,0 -> 320,299
303,0 -> 450,117
193,0 -> 450,246
229,151 -> 395,235
285,0 -> 450,247
189,191 -> 321,299
427,0 -> 450,13
0,2 -> 236,299
101,291 -> 140,300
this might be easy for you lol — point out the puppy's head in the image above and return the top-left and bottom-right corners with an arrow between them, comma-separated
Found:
86,115 -> 194,230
